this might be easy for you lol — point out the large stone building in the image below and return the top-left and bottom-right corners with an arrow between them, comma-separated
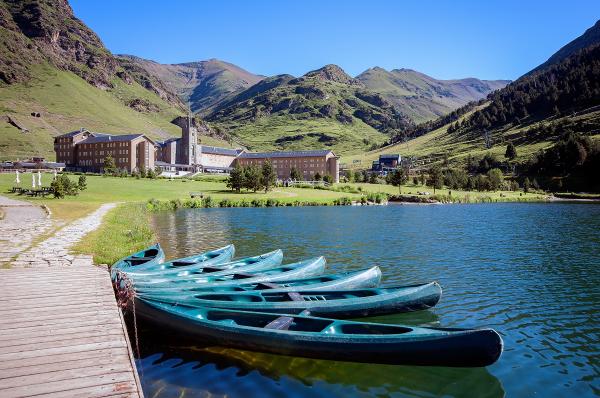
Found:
54,129 -> 155,172
55,122 -> 339,181
235,150 -> 339,182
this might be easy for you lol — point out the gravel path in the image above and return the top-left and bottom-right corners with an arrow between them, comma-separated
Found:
0,196 -> 115,268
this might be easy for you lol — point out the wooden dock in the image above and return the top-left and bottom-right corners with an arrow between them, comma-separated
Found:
0,266 -> 144,398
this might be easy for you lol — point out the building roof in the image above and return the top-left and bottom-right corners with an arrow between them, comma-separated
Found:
200,145 -> 243,157
56,130 -> 89,138
78,134 -> 146,145
379,154 -> 400,160
239,149 -> 334,159
156,137 -> 180,147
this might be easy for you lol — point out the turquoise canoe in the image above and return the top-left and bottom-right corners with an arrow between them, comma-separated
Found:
110,244 -> 164,280
136,282 -> 442,318
134,298 -> 503,367
129,249 -> 283,287
142,267 -> 383,300
132,256 -> 327,294
122,244 -> 235,277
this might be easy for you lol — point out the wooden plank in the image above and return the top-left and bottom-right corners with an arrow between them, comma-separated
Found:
0,334 -> 127,356
1,362 -> 133,389
0,371 -> 137,398
0,312 -> 118,331
0,307 -> 117,324
0,320 -> 123,341
33,382 -> 138,398
0,340 -> 127,364
0,328 -> 125,349
0,347 -> 127,371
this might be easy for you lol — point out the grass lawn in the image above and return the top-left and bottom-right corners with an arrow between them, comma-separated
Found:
0,173 -> 362,222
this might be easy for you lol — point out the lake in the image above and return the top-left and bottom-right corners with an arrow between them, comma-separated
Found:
134,203 -> 600,397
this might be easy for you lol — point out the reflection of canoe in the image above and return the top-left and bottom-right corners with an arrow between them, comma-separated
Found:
123,244 -> 235,277
130,249 -> 284,287
135,257 -> 327,294
141,267 -> 382,299
136,298 -> 503,367
110,244 -> 164,280
142,282 -> 442,318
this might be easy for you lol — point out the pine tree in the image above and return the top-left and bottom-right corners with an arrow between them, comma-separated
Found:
427,165 -> 444,194
261,160 -> 276,192
505,142 -> 517,160
388,168 -> 408,194
227,164 -> 245,192
290,166 -> 301,181
243,164 -> 262,192
103,155 -> 117,175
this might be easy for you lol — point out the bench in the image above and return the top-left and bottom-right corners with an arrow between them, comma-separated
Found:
190,192 -> 204,199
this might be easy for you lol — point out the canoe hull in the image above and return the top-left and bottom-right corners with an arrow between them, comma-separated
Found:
141,282 -> 442,318
133,300 -> 503,367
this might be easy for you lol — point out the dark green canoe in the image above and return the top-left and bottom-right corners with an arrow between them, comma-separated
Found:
131,256 -> 327,294
121,244 -> 235,277
137,282 -> 442,318
134,298 -> 503,367
110,244 -> 164,281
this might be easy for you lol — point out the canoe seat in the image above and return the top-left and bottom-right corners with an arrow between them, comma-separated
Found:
233,273 -> 254,279
202,266 -> 225,273
287,292 -> 304,301
264,316 -> 294,330
255,282 -> 282,290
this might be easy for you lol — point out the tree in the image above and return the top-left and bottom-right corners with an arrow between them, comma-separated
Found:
227,164 -> 245,192
77,175 -> 87,191
487,168 -> 504,191
388,168 -> 408,194
368,173 -> 378,184
51,175 -> 78,199
323,174 -> 334,184
314,172 -> 322,181
419,170 -> 427,185
505,142 -> 517,160
103,155 -> 117,175
427,165 -> 443,194
523,177 -> 531,193
261,160 -> 276,192
243,164 -> 262,192
290,166 -> 301,181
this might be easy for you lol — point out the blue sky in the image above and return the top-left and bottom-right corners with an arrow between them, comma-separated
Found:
71,0 -> 600,81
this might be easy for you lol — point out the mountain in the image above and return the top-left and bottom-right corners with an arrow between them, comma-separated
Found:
0,0 -> 237,160
116,56 -> 264,112
356,67 -> 509,123
528,19 -> 600,75
203,64 -> 415,154
356,20 -> 600,191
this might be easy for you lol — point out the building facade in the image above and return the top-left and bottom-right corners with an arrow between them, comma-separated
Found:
372,154 -> 401,173
54,129 -> 155,172
236,150 -> 339,182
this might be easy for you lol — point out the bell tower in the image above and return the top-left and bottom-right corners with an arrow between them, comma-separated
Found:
178,107 -> 199,166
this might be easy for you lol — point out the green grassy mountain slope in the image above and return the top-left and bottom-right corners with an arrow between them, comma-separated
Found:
117,56 -> 264,112
356,67 -> 509,123
204,65 -> 414,154
0,0 -> 233,160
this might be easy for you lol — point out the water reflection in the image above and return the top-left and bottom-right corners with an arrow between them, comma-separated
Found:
144,203 -> 600,397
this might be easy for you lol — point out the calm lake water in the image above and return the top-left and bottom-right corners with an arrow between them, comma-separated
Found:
134,203 -> 600,397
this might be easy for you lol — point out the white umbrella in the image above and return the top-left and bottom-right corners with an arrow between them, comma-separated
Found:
15,170 -> 20,185
37,171 -> 42,187
53,169 -> 57,180
32,173 -> 36,189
